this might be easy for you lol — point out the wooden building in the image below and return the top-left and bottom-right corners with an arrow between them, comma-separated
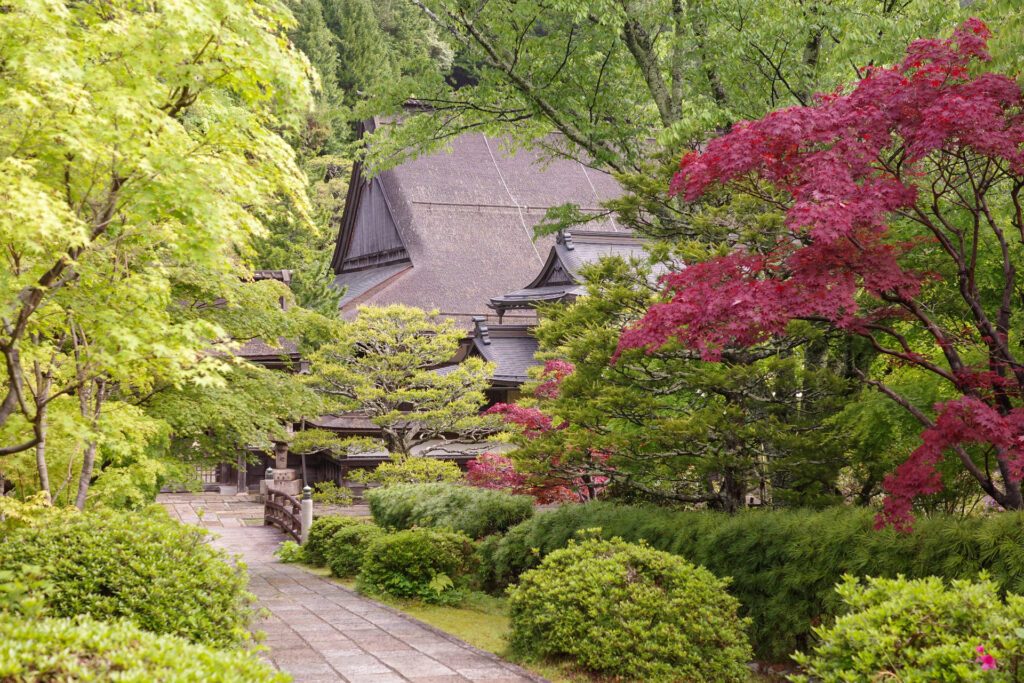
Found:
331,120 -> 625,326
217,131 -> 652,492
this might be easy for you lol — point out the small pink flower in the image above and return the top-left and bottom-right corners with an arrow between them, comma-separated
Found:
975,645 -> 997,670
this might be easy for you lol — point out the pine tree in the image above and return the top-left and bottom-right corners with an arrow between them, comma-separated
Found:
320,0 -> 392,102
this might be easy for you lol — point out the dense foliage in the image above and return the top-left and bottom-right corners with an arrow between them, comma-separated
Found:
365,0 -> 991,177
366,483 -> 534,538
793,575 -> 1024,682
508,537 -> 752,682
0,616 -> 287,683
358,527 -> 475,604
304,516 -> 362,566
326,523 -> 387,577
476,501 -> 1024,658
0,509 -> 256,648
0,0 -> 319,504
354,455 -> 464,488
498,268 -> 854,510
621,21 -> 1024,528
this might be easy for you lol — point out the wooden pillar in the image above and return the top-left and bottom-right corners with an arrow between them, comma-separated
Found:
236,452 -> 247,493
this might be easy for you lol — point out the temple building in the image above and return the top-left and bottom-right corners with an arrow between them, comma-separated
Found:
222,127 -> 653,492
331,119 -> 625,326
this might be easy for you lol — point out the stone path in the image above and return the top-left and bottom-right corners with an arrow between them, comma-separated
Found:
158,494 -> 545,683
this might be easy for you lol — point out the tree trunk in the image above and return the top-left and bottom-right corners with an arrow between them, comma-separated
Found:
74,442 -> 97,510
74,378 -> 105,510
719,468 -> 747,513
34,420 -> 49,500
33,364 -> 52,500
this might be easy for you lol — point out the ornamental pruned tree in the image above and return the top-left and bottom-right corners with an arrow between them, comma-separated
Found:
618,20 -> 1024,529
304,305 -> 498,456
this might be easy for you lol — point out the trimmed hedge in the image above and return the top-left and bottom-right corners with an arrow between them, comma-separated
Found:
0,615 -> 287,682
477,502 -> 1024,659
0,509 -> 256,648
509,537 -> 752,682
304,516 -> 362,566
359,527 -> 476,604
326,523 -> 386,577
366,483 -> 534,538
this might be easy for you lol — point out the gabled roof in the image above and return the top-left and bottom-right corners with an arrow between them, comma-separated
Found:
489,230 -> 647,317
331,121 -> 624,326
432,317 -> 540,385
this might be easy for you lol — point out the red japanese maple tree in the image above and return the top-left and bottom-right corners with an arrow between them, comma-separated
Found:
617,20 -> 1024,529
481,361 -> 608,503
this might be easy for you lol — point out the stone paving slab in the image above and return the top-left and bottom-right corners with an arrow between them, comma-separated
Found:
158,493 -> 546,683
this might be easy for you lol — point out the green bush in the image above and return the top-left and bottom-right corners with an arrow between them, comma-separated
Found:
326,523 -> 386,577
359,527 -> 475,604
477,502 -> 1024,659
508,537 -> 752,682
475,522 -> 539,593
793,575 -> 1024,682
311,481 -> 354,506
0,615 -> 287,682
367,483 -> 533,538
354,455 -> 463,487
274,541 -> 306,564
304,516 -> 361,566
0,508 -> 256,648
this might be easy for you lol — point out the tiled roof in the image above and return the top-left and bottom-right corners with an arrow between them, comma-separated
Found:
489,230 -> 647,314
234,337 -> 300,359
334,262 -> 412,308
470,318 -> 540,384
252,270 -> 293,284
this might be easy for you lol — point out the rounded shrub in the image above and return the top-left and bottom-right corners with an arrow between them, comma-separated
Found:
304,515 -> 361,566
507,537 -> 753,682
792,574 -> 1024,682
0,509 -> 256,648
0,615 -> 287,682
326,523 -> 386,577
359,527 -> 475,604
367,482 -> 534,538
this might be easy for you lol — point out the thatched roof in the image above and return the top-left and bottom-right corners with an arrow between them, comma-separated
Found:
332,122 -> 624,327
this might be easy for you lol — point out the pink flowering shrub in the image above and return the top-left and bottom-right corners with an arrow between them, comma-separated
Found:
482,359 -> 611,503
977,645 -> 998,671
481,403 -> 610,503
792,574 -> 1024,682
532,360 -> 575,399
